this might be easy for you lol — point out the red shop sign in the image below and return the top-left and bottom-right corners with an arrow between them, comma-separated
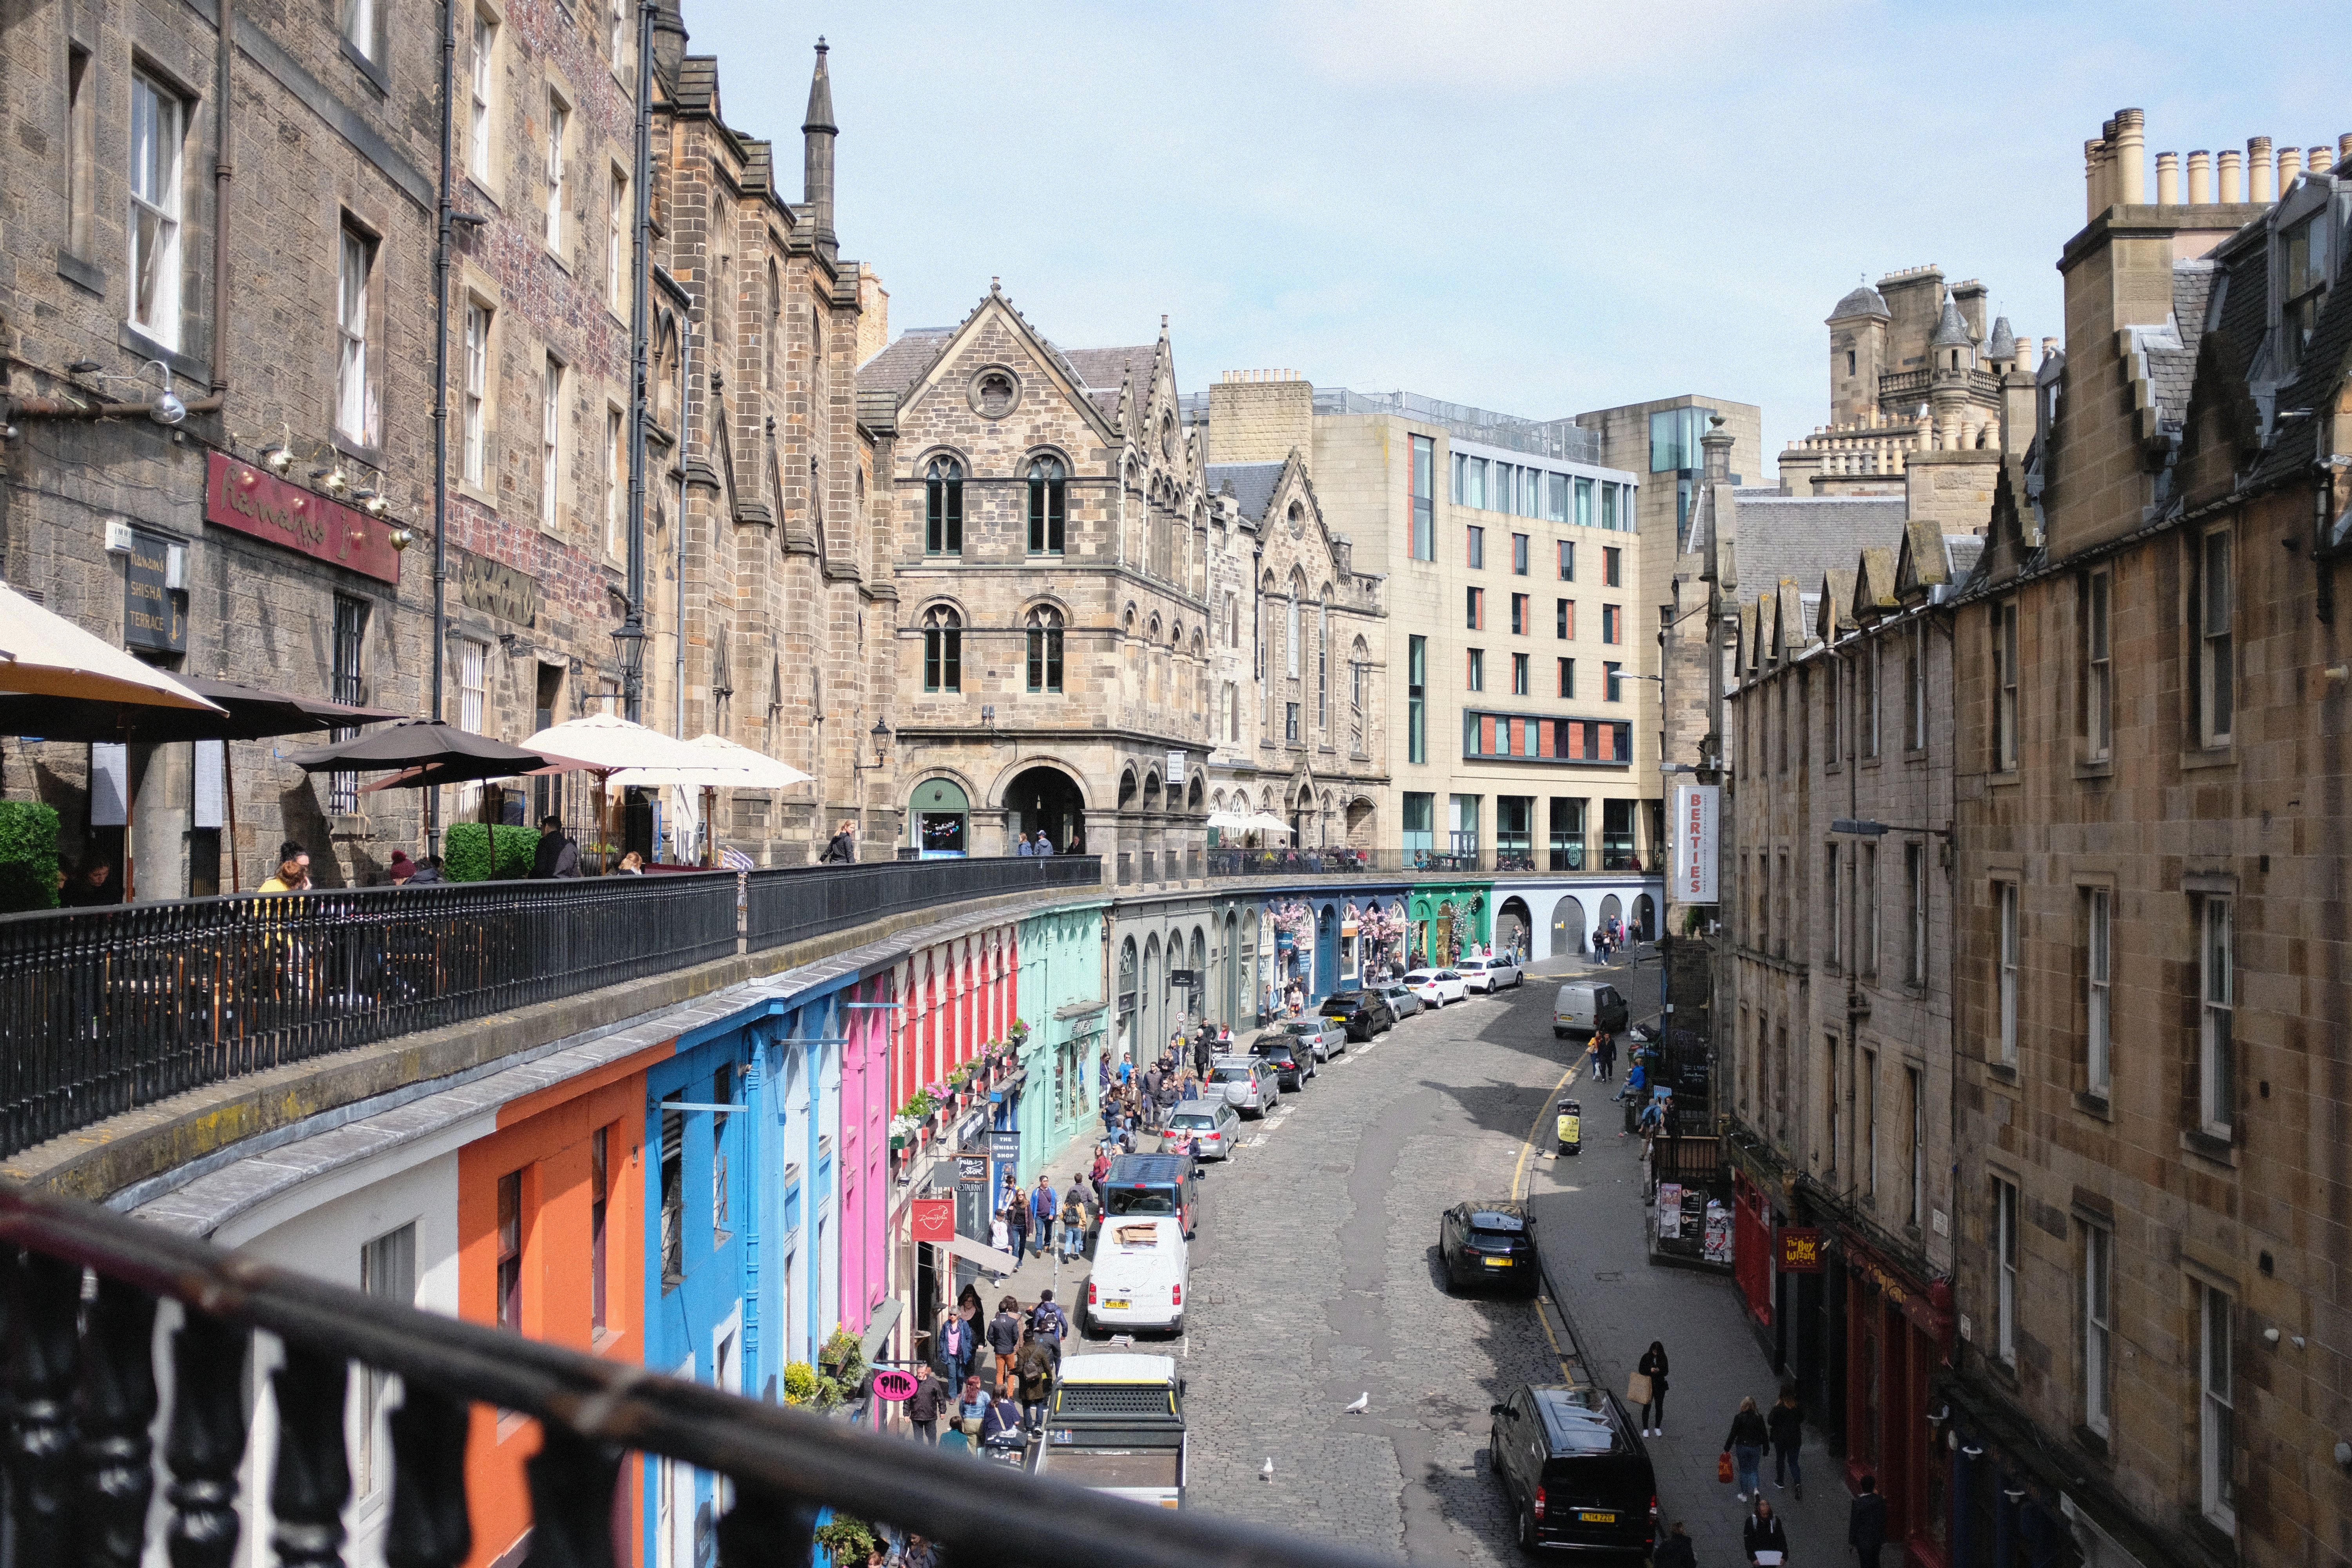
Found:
911,1197 -> 955,1243
1777,1227 -> 1824,1273
204,451 -> 401,584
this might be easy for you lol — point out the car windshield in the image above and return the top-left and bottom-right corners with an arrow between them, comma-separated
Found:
1210,1065 -> 1252,1082
1106,1189 -> 1175,1216
1279,1020 -> 1320,1034
1169,1113 -> 1216,1131
1323,993 -> 1362,1007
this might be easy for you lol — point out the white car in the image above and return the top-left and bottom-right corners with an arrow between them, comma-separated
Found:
1402,968 -> 1469,1007
1455,956 -> 1523,993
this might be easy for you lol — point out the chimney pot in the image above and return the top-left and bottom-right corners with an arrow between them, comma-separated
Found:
2114,109 -> 2147,204
2156,151 -> 2181,205
2250,137 -> 2276,202
2279,145 -> 2303,188
2085,138 -> 2109,219
2339,132 -> 2352,166
2187,150 -> 2213,204
2219,148 -> 2244,203
2310,145 -> 2334,176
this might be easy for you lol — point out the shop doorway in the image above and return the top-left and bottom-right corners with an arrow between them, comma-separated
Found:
1551,896 -> 1587,956
910,779 -> 969,858
1632,893 -> 1656,942
1495,897 -> 1531,964
1007,765 -> 1085,854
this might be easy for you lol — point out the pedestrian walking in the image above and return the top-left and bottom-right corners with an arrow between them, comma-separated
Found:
1594,1031 -> 1617,1081
1060,1177 -> 1088,1260
1847,1474 -> 1888,1568
906,1364 -> 946,1444
1139,1064 -> 1162,1131
1004,1198 -> 1032,1268
1652,1522 -> 1696,1568
1015,1330 -> 1056,1430
1030,1289 -> 1069,1372
818,819 -> 859,863
1742,1497 -> 1788,1564
957,1374 -> 989,1432
1768,1383 -> 1806,1499
1032,831 -> 1055,856
1723,1395 -> 1769,1502
936,1303 -> 972,1387
1635,1341 -> 1670,1436
987,1297 -> 1024,1396
1029,1176 -> 1058,1244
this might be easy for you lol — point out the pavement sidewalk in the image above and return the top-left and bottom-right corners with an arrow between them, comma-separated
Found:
975,1121 -> 1107,1320
1527,954 -> 1846,1565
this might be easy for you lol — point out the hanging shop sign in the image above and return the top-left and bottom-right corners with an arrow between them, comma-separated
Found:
911,1198 -> 955,1243
458,550 -> 539,625
123,529 -> 186,653
1671,784 -> 1719,904
870,1369 -> 918,1402
1777,1227 -> 1825,1273
203,452 -> 400,584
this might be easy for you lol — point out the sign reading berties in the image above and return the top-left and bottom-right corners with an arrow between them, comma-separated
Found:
203,452 -> 400,584
123,530 -> 185,653
1671,783 -> 1719,904
1777,1226 -> 1825,1274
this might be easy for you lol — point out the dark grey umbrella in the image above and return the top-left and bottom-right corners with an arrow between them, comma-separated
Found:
0,677 -> 403,744
283,719 -> 551,784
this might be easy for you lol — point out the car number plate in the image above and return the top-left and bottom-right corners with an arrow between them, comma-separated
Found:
1577,1510 -> 1615,1524
1105,1299 -> 1131,1309
1483,1257 -> 1512,1267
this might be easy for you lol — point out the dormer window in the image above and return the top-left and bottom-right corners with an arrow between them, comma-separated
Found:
2281,210 -> 2330,377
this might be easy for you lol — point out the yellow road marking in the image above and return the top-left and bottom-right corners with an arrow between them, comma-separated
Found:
1514,1042 -> 1594,1379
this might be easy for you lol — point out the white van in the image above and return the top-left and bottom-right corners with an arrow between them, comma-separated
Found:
1553,981 -> 1629,1039
1084,1216 -> 1189,1336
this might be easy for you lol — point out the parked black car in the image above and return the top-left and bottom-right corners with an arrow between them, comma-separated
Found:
1099,1153 -> 1201,1240
1319,989 -> 1396,1042
1248,1034 -> 1312,1091
1487,1383 -> 1657,1558
1438,1200 -> 1538,1293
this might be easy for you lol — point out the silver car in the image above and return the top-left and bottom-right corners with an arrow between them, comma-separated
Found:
1272,1016 -> 1348,1061
1209,1054 -> 1279,1117
1161,1098 -> 1243,1159
1379,982 -> 1423,1022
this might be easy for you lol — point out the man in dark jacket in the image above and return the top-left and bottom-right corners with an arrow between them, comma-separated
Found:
1741,1497 -> 1788,1564
986,1299 -> 1024,1396
529,815 -> 581,878
1651,1523 -> 1696,1568
905,1365 -> 946,1443
1848,1474 -> 1889,1568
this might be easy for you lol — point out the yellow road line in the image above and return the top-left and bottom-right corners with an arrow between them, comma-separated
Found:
1514,1044 -> 1593,1380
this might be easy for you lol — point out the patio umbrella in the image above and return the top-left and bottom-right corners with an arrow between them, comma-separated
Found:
603,730 -> 811,791
1244,812 -> 1295,838
0,582 -> 223,712
521,712 -> 730,775
1204,810 -> 1250,832
284,719 -> 553,785
0,677 -> 401,745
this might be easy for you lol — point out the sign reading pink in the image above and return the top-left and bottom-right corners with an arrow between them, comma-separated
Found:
203,451 -> 400,584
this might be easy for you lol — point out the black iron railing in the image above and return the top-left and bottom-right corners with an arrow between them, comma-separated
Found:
744,857 -> 1100,954
0,1181 -> 1387,1568
0,875 -> 737,1160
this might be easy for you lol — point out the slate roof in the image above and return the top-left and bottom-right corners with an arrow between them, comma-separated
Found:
1060,345 -> 1156,392
1206,462 -> 1287,523
2126,260 -> 2216,432
855,327 -> 955,395
2249,236 -> 2352,488
1832,285 -> 1891,321
1930,296 -> 1974,348
1729,492 -> 1912,609
1987,316 -> 2017,360
1946,534 -> 1985,584
675,56 -> 718,112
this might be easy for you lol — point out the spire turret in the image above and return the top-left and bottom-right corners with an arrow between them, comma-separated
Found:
801,38 -> 837,261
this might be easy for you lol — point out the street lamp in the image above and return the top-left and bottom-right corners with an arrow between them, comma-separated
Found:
869,717 -> 893,769
612,621 -> 648,717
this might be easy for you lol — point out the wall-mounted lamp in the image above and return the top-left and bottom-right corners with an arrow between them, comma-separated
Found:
143,361 -> 185,426
870,717 -> 893,769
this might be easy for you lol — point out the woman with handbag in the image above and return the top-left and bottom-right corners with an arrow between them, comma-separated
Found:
1723,1394 -> 1770,1502
1635,1340 -> 1670,1436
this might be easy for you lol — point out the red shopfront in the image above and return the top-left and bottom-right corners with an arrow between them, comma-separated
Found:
1733,1170 -> 1774,1324
1842,1234 -> 1954,1568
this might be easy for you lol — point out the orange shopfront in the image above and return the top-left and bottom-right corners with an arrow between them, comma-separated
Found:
1841,1233 -> 1954,1568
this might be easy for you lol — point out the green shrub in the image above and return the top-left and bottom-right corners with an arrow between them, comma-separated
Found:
491,825 -> 540,880
813,1515 -> 876,1564
442,823 -> 493,882
0,802 -> 62,913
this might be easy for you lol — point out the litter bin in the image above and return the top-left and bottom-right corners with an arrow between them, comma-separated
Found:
1555,1096 -> 1581,1156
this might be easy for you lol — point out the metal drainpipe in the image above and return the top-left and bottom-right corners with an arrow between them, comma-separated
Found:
674,315 -> 691,737
426,0 -> 456,860
621,0 -> 656,721
210,0 -> 233,397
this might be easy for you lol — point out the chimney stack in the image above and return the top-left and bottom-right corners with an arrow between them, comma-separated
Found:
2155,151 -> 2181,204
2310,144 -> 2334,176
2187,150 -> 2213,204
2114,109 -> 2147,204
2250,137 -> 2275,202
2085,138 -> 2108,218
2218,148 -> 2243,203
2278,144 -> 2303,189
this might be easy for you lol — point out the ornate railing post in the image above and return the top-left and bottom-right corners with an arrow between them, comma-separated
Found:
519,1425 -> 619,1568
713,1487 -> 815,1568
74,1276 -> 158,1568
164,1309 -> 249,1568
269,1343 -> 350,1568
4,1250 -> 84,1564
384,1381 -> 472,1568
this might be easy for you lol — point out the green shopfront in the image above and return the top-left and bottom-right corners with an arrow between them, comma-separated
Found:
1015,900 -> 1109,1181
1406,884 -> 1490,969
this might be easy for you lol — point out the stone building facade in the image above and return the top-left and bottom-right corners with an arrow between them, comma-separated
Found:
1941,117 -> 2351,1568
856,287 -> 1209,882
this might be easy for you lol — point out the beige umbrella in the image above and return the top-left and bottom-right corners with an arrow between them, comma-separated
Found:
605,732 -> 811,866
0,582 -> 223,712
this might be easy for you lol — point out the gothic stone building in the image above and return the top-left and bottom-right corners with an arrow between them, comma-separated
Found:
855,287 -> 1212,883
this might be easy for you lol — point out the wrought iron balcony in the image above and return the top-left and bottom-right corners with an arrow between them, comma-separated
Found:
0,1180 -> 1387,1568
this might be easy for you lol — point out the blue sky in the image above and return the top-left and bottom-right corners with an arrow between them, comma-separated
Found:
684,0 -> 2341,463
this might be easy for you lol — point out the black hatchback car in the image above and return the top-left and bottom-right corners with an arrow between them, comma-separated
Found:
1487,1383 -> 1656,1557
1248,1034 -> 1311,1090
1438,1200 -> 1538,1292
1319,989 -> 1396,1041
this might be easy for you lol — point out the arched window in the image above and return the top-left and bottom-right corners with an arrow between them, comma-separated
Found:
1026,606 -> 1064,693
1286,588 -> 1301,678
1318,597 -> 1330,731
925,457 -> 964,554
1027,457 -> 1066,554
921,605 -> 962,693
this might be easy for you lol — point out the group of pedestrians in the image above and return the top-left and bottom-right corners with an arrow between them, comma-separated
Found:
915,1284 -> 1075,1446
987,1171 -> 1094,1271
1632,1370 -> 1889,1566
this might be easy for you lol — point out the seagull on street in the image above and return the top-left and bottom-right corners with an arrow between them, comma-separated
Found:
1260,1458 -> 1275,1481
1343,1392 -> 1370,1414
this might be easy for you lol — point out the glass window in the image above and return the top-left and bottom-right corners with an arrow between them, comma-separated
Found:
1557,539 -> 1574,581
545,95 -> 568,250
1548,798 -> 1584,870
1601,604 -> 1621,644
498,1169 -> 525,1326
541,356 -> 564,526
1465,525 -> 1485,569
1496,797 -> 1532,860
922,606 -> 962,693
1466,649 -> 1484,692
1448,795 -> 1480,856
1511,652 -> 1529,696
1027,457 -> 1067,553
1402,792 -> 1434,854
2086,888 -> 2111,1096
1465,458 -> 1486,510
2200,1284 -> 2236,1528
2200,898 -> 2233,1133
1466,587 -> 1483,630
1026,606 -> 1064,693
1994,1178 -> 2017,1364
1997,882 -> 2019,1065
1993,600 -> 2020,768
1557,657 -> 1573,699
2086,570 -> 2111,760
1604,661 -> 1622,702
608,169 -> 628,310
1574,478 -> 1592,529
925,457 -> 964,553
336,225 -> 377,445
2281,210 -> 2330,377
2084,1228 -> 2112,1437
1407,635 -> 1426,764
1556,599 -> 1573,639
1545,472 -> 1567,522
1648,406 -> 1712,472
1510,593 -> 1528,635
1602,546 -> 1622,588
458,639 -> 487,732
356,1221 -> 415,1494
2199,530 -> 2232,747
605,407 -> 624,558
462,301 -> 491,486
1601,484 -> 1620,531
1512,533 -> 1529,575
1906,843 -> 1926,985
468,12 -> 495,181
129,74 -> 184,345
1413,436 -> 1435,559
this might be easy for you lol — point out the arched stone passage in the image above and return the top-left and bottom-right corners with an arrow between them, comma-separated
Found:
1496,896 -> 1532,963
1006,764 -> 1085,853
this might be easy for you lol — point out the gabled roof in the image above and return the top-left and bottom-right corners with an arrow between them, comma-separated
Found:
1061,347 -> 1157,392
2248,238 -> 2352,489
1815,569 -> 1857,643
1851,546 -> 1899,621
856,328 -> 955,396
876,287 -> 1127,448
1206,461 -> 1287,524
675,56 -> 718,113
1773,579 -> 1812,663
1893,521 -> 1948,601
1725,492 -> 1911,605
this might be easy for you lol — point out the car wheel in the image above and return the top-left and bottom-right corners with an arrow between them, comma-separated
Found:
1517,1501 -> 1539,1556
1553,1028 -> 1568,1039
